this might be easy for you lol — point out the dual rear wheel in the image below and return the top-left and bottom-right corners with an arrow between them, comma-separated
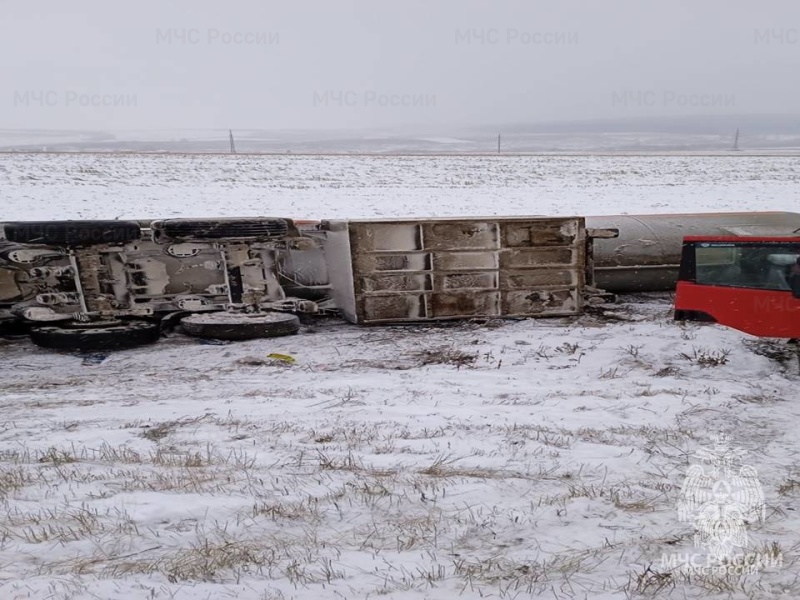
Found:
27,312 -> 300,352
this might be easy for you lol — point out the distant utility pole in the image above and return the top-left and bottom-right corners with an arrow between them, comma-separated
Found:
229,130 -> 237,154
732,128 -> 740,151
497,133 -> 501,154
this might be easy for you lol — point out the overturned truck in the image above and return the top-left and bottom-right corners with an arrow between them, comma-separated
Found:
0,216 -> 615,351
3,212 -> 800,352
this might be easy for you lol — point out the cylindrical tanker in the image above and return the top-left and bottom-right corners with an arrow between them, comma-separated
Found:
585,212 -> 800,292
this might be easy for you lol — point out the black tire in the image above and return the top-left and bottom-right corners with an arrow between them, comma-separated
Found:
180,312 -> 300,341
29,320 -> 161,352
4,221 -> 141,247
152,218 -> 290,242
0,314 -> 28,337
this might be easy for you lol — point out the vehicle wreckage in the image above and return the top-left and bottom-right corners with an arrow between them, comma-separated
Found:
1,212 -> 799,351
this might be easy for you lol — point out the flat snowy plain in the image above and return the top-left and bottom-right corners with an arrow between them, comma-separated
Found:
0,153 -> 799,600
1,152 -> 799,221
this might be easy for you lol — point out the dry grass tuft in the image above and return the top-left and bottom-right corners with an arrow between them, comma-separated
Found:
410,345 -> 479,369
679,346 -> 732,367
140,415 -> 210,442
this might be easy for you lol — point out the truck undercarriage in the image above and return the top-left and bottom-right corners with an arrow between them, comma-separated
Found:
3,213 -> 799,352
0,216 -> 615,351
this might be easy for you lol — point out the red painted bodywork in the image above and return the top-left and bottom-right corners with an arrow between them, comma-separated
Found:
675,236 -> 800,338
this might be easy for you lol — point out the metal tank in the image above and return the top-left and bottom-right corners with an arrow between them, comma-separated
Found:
585,212 -> 800,293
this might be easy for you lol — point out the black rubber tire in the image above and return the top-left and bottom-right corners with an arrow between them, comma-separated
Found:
180,312 -> 300,341
4,221 -> 141,247
0,314 -> 28,337
29,320 -> 161,352
152,218 -> 289,242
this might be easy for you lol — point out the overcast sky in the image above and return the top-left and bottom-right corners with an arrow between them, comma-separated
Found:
1,0 -> 798,132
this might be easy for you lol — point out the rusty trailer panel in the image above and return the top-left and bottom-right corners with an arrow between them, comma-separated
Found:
330,217 -> 587,324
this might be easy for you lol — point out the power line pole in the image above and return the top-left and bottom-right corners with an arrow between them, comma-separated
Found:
497,133 -> 501,154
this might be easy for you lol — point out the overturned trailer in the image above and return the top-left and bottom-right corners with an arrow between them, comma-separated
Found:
0,216 -> 615,350
317,217 -> 614,323
2,212 -> 799,352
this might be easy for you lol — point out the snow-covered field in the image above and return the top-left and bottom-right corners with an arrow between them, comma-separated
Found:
0,153 -> 798,221
1,153 -> 799,599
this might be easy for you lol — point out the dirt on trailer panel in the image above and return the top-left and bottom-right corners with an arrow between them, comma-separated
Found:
338,217 -> 588,323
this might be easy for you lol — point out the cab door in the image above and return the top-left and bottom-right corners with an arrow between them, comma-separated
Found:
675,240 -> 800,338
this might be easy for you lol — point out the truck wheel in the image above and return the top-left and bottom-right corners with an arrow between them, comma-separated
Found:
0,314 -> 27,337
4,221 -> 141,247
29,320 -> 161,352
152,218 -> 289,242
180,312 -> 300,341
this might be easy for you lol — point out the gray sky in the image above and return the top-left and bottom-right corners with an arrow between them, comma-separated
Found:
1,0 -> 798,131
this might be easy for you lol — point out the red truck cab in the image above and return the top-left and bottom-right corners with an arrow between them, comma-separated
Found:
674,236 -> 800,338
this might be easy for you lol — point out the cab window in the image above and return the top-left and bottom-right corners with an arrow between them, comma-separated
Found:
694,243 -> 800,291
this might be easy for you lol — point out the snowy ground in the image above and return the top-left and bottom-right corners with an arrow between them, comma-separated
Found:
0,153 -> 799,221
1,154 -> 799,599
